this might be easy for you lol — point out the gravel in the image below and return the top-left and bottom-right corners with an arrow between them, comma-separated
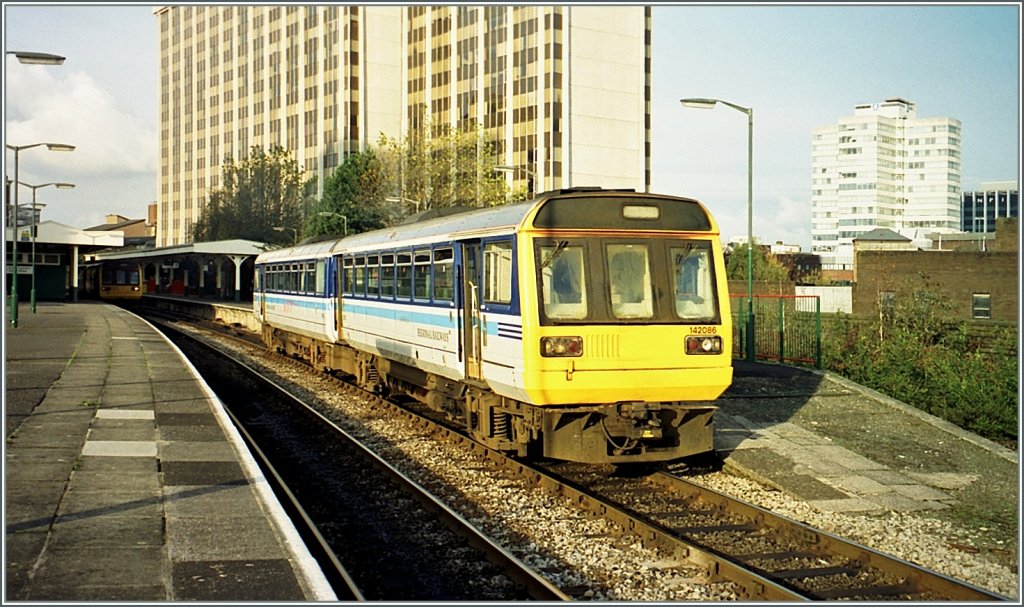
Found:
194,323 -> 1019,600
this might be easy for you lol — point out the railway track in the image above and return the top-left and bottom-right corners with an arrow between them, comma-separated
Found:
150,309 -> 1010,601
545,463 -> 1007,601
154,319 -> 569,601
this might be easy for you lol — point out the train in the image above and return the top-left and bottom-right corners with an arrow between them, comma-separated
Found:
80,260 -> 145,301
254,187 -> 733,464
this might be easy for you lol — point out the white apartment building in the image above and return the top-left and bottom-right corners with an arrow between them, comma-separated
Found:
810,98 -> 962,267
156,5 -> 651,246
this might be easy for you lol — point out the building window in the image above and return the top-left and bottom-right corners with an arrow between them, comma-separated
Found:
971,294 -> 991,320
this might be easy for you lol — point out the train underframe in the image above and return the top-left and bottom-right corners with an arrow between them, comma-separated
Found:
263,324 -> 717,464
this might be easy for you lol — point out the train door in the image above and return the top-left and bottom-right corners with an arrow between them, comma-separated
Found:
259,265 -> 267,319
460,241 -> 483,380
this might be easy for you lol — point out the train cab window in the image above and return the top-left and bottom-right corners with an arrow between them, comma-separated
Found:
540,243 -> 587,320
367,255 -> 380,298
414,250 -> 431,300
671,243 -> 718,321
380,254 -> 396,298
606,244 -> 653,319
396,253 -> 413,299
354,256 -> 367,296
433,248 -> 454,302
483,241 -> 513,305
342,258 -> 355,295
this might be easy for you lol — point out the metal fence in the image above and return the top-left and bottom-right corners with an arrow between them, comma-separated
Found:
730,294 -> 822,368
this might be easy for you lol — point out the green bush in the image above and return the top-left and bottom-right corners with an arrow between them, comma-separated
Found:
821,282 -> 1018,445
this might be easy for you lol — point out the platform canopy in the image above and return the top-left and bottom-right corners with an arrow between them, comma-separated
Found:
87,239 -> 268,261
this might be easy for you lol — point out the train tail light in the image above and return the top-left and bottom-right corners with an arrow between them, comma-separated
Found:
541,336 -> 583,357
685,335 -> 722,355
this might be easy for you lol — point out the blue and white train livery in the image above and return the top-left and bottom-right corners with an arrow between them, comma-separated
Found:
255,188 -> 734,464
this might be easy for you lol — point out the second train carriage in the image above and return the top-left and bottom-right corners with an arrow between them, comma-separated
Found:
80,260 -> 145,301
255,188 -> 733,464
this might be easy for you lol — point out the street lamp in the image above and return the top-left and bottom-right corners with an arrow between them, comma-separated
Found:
680,97 -> 755,361
385,196 -> 423,213
6,51 -> 66,65
18,181 -> 75,312
495,165 -> 536,197
273,225 -> 298,245
318,211 -> 348,236
6,142 -> 76,328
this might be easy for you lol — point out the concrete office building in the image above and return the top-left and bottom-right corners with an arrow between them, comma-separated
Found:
810,98 -> 962,270
961,180 -> 1018,233
156,5 -> 651,246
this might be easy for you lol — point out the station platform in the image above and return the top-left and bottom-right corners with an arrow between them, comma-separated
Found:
712,360 -> 1017,514
3,302 -> 335,601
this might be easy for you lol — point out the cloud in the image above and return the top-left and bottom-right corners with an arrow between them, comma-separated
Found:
6,61 -> 157,178
6,59 -> 157,228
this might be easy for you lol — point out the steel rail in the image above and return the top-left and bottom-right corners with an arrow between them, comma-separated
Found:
156,310 -> 1009,602
166,320 -> 570,602
648,471 -> 1008,601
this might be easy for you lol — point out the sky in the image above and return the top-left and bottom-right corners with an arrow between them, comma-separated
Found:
3,3 -> 1021,249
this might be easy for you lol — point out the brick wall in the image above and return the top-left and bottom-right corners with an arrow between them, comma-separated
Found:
852,249 -> 1018,321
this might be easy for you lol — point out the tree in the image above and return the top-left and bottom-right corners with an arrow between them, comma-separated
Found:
308,150 -> 393,238
377,117 -> 520,219
725,243 -> 789,282
192,145 -> 308,246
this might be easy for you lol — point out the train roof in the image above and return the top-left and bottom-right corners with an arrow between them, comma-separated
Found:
256,188 -> 719,263
332,200 -> 536,254
255,238 -> 339,263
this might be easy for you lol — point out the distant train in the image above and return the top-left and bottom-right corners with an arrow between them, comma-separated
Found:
80,260 -> 145,301
254,188 -> 733,464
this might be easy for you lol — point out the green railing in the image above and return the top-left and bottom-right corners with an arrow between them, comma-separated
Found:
731,294 -> 822,369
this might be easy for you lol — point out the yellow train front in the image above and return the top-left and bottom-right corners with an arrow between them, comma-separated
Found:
504,190 -> 733,462
258,187 -> 733,465
80,260 -> 145,301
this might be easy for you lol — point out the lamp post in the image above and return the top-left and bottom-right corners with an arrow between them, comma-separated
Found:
318,211 -> 347,235
385,196 -> 424,214
270,226 -> 299,244
495,165 -> 536,198
18,181 -> 75,312
680,97 -> 755,361
5,51 -> 66,65
6,142 -> 76,328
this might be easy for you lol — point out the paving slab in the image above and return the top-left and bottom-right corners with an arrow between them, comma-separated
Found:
4,302 -> 334,602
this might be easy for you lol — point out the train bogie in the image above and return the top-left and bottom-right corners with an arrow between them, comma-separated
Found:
255,188 -> 734,464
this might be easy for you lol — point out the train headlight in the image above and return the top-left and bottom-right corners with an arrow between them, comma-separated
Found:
685,335 -> 722,355
541,336 -> 583,357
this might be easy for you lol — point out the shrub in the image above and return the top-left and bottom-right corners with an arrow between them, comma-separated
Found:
821,279 -> 1018,445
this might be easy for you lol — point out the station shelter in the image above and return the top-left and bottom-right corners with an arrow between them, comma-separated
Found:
87,239 -> 267,303
5,220 -> 124,302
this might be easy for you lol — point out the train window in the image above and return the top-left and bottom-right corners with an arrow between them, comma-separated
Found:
380,254 -> 396,298
414,250 -> 431,300
354,256 -> 367,296
316,260 -> 326,295
606,244 -> 653,319
305,262 -> 316,294
342,257 -> 355,295
483,241 -> 513,304
433,248 -> 454,302
671,242 -> 718,321
540,243 -> 587,320
367,255 -> 380,298
396,253 -> 413,299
